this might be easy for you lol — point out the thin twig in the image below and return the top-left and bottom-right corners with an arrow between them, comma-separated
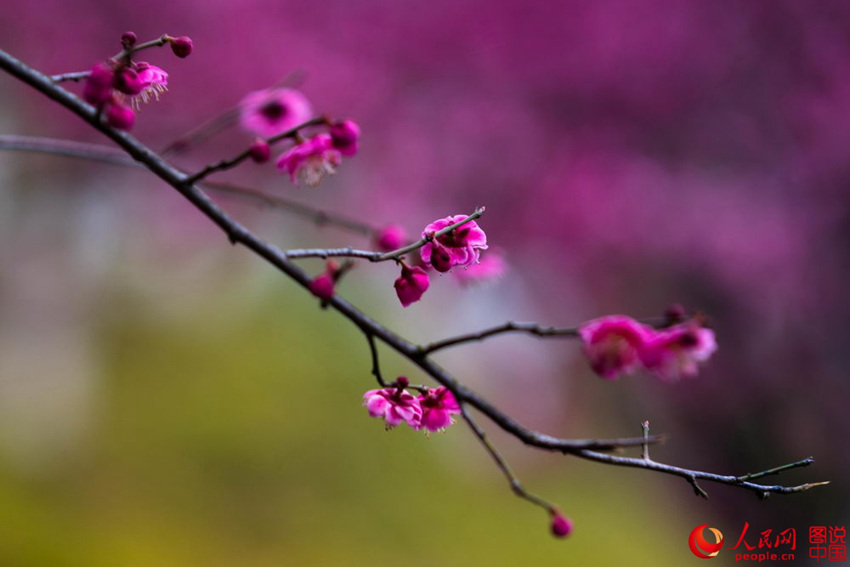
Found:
461,407 -> 556,513
365,333 -> 388,387
0,135 -> 377,237
420,321 -> 581,355
183,116 -> 327,184
50,71 -> 90,83
285,208 -> 486,263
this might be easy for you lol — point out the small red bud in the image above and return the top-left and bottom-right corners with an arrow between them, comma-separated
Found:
113,67 -> 143,95
430,244 -> 453,273
170,36 -> 194,58
248,138 -> 271,163
121,31 -> 137,48
308,274 -> 335,301
550,512 -> 573,538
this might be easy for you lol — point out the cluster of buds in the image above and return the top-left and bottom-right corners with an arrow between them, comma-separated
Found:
237,86 -> 360,187
81,32 -> 191,130
362,378 -> 461,433
579,315 -> 717,381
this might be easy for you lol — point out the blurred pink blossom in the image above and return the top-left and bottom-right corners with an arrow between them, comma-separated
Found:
239,87 -> 313,138
579,315 -> 654,380
363,379 -> 422,429
276,134 -> 341,187
639,323 -> 717,382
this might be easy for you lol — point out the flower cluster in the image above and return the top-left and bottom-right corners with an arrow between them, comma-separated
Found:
363,378 -> 461,432
579,315 -> 717,381
276,120 -> 361,187
81,33 -> 181,131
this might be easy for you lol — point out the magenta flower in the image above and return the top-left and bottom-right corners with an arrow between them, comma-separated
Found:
639,323 -> 717,382
132,62 -> 168,105
414,387 -> 460,432
363,378 -> 423,429
420,215 -> 488,272
276,134 -> 342,187
578,315 -> 654,379
394,264 -> 430,307
375,224 -> 407,252
248,138 -> 271,163
239,88 -> 313,138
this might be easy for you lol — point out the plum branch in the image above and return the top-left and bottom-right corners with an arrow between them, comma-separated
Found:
0,46 -> 828,537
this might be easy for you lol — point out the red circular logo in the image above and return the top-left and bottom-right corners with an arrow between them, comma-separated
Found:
689,524 -> 724,559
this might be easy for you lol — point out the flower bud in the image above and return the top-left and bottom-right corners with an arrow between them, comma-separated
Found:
248,138 -> 271,163
113,67 -> 144,96
105,102 -> 135,130
121,31 -> 137,48
429,242 -> 453,273
170,36 -> 194,58
550,512 -> 573,538
329,120 -> 360,156
308,273 -> 335,301
394,265 -> 430,307
82,63 -> 114,106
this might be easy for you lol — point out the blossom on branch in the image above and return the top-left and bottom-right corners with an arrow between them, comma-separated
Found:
420,215 -> 488,272
239,87 -> 313,138
276,134 -> 342,187
362,378 -> 422,429
639,323 -> 717,382
131,62 -> 168,105
413,387 -> 460,432
550,511 -> 574,538
578,315 -> 654,379
328,119 -> 360,156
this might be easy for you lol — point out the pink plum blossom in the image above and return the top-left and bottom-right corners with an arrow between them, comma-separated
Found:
420,215 -> 488,272
394,264 -> 430,307
578,315 -> 654,379
375,224 -> 407,252
639,323 -> 717,382
413,387 -> 460,432
276,134 -> 342,187
239,88 -> 313,138
132,62 -> 168,105
362,378 -> 422,429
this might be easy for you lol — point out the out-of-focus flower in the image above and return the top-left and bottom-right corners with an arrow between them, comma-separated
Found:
82,63 -> 114,106
239,88 -> 313,138
363,378 -> 422,429
453,248 -> 507,286
578,315 -> 654,379
394,264 -> 430,307
420,215 -> 488,272
308,273 -> 335,301
375,224 -> 407,252
104,100 -> 135,130
550,511 -> 573,538
413,387 -> 460,432
276,134 -> 342,187
639,323 -> 717,382
329,119 -> 360,156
